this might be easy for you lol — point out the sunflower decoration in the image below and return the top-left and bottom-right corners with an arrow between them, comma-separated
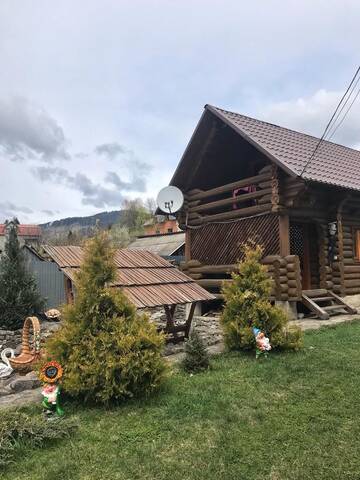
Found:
39,361 -> 65,417
40,361 -> 63,384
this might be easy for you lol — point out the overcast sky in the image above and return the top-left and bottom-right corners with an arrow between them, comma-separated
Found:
1,0 -> 360,223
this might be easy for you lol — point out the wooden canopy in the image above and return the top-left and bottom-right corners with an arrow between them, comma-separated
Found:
42,245 -> 214,309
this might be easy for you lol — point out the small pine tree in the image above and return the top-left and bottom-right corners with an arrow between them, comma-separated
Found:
45,231 -> 167,403
221,244 -> 303,351
182,330 -> 210,373
0,219 -> 44,329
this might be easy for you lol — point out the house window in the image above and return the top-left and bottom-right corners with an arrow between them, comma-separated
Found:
354,229 -> 360,260
167,228 -> 173,233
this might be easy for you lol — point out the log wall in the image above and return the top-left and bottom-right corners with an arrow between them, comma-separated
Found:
181,254 -> 302,301
339,199 -> 360,295
178,165 -> 275,229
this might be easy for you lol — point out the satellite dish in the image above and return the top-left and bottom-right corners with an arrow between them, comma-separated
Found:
156,186 -> 184,214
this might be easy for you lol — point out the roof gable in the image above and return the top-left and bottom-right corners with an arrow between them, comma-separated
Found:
207,105 -> 360,191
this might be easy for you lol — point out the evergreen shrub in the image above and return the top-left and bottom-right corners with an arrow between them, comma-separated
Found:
45,232 -> 167,403
181,330 -> 210,373
0,219 -> 44,329
221,244 -> 303,352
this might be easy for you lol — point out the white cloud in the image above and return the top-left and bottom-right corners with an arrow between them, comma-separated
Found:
0,96 -> 70,162
259,89 -> 360,148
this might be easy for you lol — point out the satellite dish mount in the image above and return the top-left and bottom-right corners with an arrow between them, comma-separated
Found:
156,186 -> 184,215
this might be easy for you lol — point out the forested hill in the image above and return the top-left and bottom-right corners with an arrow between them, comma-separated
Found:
41,210 -> 124,230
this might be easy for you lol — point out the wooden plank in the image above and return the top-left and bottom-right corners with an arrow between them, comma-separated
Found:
186,172 -> 272,201
197,279 -> 232,288
189,188 -> 272,214
279,215 -> 290,256
187,264 -> 238,274
185,229 -> 191,262
302,289 -> 328,297
189,204 -> 272,226
301,293 -> 329,320
328,291 -> 357,314
184,302 -> 197,338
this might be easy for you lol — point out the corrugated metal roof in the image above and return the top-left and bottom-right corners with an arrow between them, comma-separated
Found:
0,224 -> 42,237
208,105 -> 360,191
128,232 -> 185,256
44,245 -> 214,308
42,245 -> 83,267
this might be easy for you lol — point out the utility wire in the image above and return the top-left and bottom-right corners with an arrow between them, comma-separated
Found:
325,73 -> 360,139
327,85 -> 360,142
300,65 -> 360,177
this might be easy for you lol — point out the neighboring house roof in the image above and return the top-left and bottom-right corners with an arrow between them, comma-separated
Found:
0,224 -> 41,237
42,244 -> 214,308
128,232 -> 185,256
172,104 -> 360,192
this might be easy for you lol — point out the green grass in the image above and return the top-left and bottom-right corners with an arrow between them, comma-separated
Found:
4,321 -> 360,480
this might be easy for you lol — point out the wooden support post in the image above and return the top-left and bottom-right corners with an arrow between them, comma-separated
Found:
164,305 -> 176,331
184,302 -> 197,338
185,229 -> 191,262
279,215 -> 290,256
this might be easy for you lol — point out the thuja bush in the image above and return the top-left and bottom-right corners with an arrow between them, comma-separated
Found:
221,244 -> 303,352
0,410 -> 78,468
181,330 -> 210,373
45,232 -> 167,404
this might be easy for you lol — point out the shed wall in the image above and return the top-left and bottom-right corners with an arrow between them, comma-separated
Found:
24,249 -> 66,309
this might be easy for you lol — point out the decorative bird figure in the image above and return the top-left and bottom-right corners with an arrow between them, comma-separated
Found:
0,345 -> 15,378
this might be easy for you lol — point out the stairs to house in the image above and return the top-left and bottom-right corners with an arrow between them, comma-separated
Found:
301,289 -> 357,320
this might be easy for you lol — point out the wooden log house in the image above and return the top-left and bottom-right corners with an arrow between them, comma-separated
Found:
168,105 -> 360,319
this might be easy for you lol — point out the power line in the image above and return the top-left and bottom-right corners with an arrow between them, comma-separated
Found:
325,73 -> 360,139
300,65 -> 360,177
327,85 -> 360,142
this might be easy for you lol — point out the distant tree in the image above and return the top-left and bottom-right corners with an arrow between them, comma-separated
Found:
109,225 -> 131,248
145,197 -> 157,215
119,199 -> 152,236
0,219 -> 44,329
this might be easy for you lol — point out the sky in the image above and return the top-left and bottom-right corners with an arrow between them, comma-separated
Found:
1,0 -> 360,224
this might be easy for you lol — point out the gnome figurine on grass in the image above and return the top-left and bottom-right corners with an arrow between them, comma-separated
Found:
253,327 -> 272,359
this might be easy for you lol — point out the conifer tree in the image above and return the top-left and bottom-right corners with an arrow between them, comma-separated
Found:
0,219 -> 44,329
182,330 -> 210,373
45,231 -> 167,403
221,244 -> 303,351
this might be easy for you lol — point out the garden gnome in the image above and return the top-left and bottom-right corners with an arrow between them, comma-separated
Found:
40,361 -> 64,417
253,327 -> 271,359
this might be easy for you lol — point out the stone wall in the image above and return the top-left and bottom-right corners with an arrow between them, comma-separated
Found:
163,315 -> 223,356
0,309 -> 223,359
0,328 -> 22,350
0,321 -> 60,352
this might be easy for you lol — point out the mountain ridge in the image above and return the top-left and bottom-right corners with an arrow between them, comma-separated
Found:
41,210 -> 124,229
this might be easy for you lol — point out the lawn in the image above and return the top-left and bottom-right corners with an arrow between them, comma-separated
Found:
4,321 -> 360,480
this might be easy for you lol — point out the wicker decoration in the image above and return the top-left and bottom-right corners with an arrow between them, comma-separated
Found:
9,316 -> 42,374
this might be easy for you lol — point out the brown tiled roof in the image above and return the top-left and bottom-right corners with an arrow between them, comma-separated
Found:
207,105 -> 360,191
43,245 -> 214,308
